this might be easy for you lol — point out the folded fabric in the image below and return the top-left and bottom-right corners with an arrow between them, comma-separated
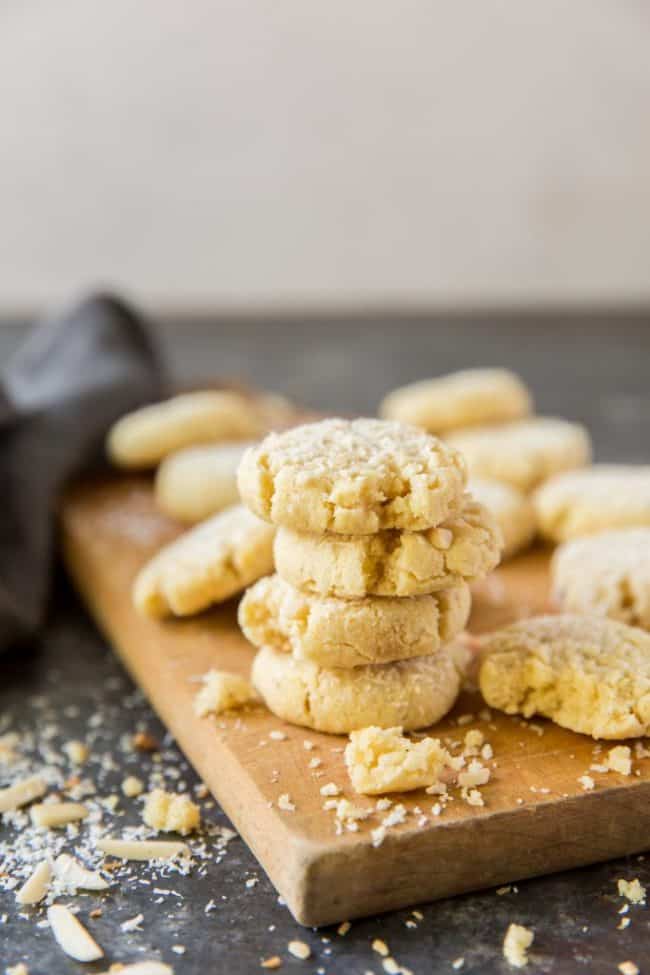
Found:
0,293 -> 166,651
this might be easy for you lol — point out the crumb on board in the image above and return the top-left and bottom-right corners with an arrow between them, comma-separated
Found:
617,878 -> 646,905
121,775 -> 144,797
287,940 -> 311,960
193,671 -> 258,718
607,746 -> 632,776
503,923 -> 533,968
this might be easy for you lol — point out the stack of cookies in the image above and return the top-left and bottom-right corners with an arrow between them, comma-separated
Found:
237,418 -> 502,735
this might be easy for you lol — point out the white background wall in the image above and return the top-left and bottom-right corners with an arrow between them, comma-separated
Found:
1,1 -> 649,313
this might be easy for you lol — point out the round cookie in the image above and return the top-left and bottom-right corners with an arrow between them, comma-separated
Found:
237,417 -> 467,535
446,417 -> 591,493
274,496 -> 502,598
107,391 -> 265,469
252,640 -> 470,733
468,478 -> 536,559
133,504 -> 275,618
534,465 -> 650,542
239,574 -> 471,668
155,441 -> 256,524
551,529 -> 650,628
380,368 -> 532,434
479,614 -> 650,739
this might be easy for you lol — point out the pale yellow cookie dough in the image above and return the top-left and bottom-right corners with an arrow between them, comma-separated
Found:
345,726 -> 451,794
380,368 -> 532,434
274,496 -> 502,598
155,441 -> 255,524
468,478 -> 536,559
107,391 -> 265,469
237,417 -> 467,535
239,573 -> 470,668
252,640 -> 470,733
551,529 -> 650,628
447,417 -> 591,493
133,503 -> 275,618
534,465 -> 650,542
479,614 -> 650,739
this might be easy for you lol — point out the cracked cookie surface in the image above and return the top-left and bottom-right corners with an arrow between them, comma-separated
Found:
239,573 -> 470,668
274,496 -> 502,597
133,503 -> 275,617
447,417 -> 591,493
534,464 -> 650,542
380,368 -> 532,434
237,417 -> 467,535
479,614 -> 650,739
252,640 -> 470,733
552,529 -> 650,628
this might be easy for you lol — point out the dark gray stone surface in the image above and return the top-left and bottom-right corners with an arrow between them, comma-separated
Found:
2,311 -> 650,973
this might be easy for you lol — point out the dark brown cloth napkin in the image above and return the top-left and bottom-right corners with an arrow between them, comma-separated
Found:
0,293 -> 166,650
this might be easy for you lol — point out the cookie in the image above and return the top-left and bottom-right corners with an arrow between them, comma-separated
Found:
155,441 -> 256,524
468,478 -> 536,559
551,529 -> 650,628
252,640 -> 470,733
107,391 -> 265,469
479,614 -> 650,739
447,417 -> 591,493
274,496 -> 502,598
133,504 -> 275,618
380,368 -> 532,433
534,465 -> 650,542
237,417 -> 467,535
239,573 -> 470,668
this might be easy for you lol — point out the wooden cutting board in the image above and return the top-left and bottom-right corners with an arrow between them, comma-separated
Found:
60,477 -> 650,927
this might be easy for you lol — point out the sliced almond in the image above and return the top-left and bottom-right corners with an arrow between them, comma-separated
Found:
53,854 -> 109,891
96,838 -> 190,861
0,775 -> 46,813
99,964 -> 174,975
47,904 -> 103,962
16,859 -> 52,905
30,802 -> 88,828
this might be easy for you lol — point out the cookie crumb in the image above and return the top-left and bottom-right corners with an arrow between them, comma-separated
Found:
277,794 -> 295,812
337,922 -> 351,936
194,671 -> 257,718
578,775 -> 595,791
132,730 -> 159,752
618,963 -> 639,975
372,939 -> 390,957
607,746 -> 632,776
143,790 -> 200,835
617,878 -> 646,905
261,958 -> 282,969
287,941 -> 311,960
121,775 -> 144,798
503,923 -> 533,968
63,740 -> 89,765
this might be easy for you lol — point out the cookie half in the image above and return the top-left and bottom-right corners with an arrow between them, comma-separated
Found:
252,640 -> 470,733
468,478 -> 536,559
479,614 -> 650,739
107,391 -> 265,469
447,417 -> 591,493
133,504 -> 275,617
380,368 -> 532,434
552,529 -> 650,628
239,574 -> 470,668
237,417 -> 467,535
155,441 -> 256,524
534,465 -> 650,542
274,496 -> 502,598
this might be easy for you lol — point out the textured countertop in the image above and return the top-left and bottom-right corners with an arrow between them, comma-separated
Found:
2,311 -> 650,974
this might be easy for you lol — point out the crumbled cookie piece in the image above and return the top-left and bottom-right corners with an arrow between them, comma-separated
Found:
287,941 -> 311,960
617,878 -> 646,905
193,670 -> 258,718
607,746 -> 632,776
121,775 -> 144,797
502,923 -> 534,968
143,790 -> 200,835
345,726 -> 451,795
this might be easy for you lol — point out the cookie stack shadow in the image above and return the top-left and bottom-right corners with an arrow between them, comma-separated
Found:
237,418 -> 503,735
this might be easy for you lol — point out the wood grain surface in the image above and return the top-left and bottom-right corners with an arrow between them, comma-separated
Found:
60,477 -> 650,927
